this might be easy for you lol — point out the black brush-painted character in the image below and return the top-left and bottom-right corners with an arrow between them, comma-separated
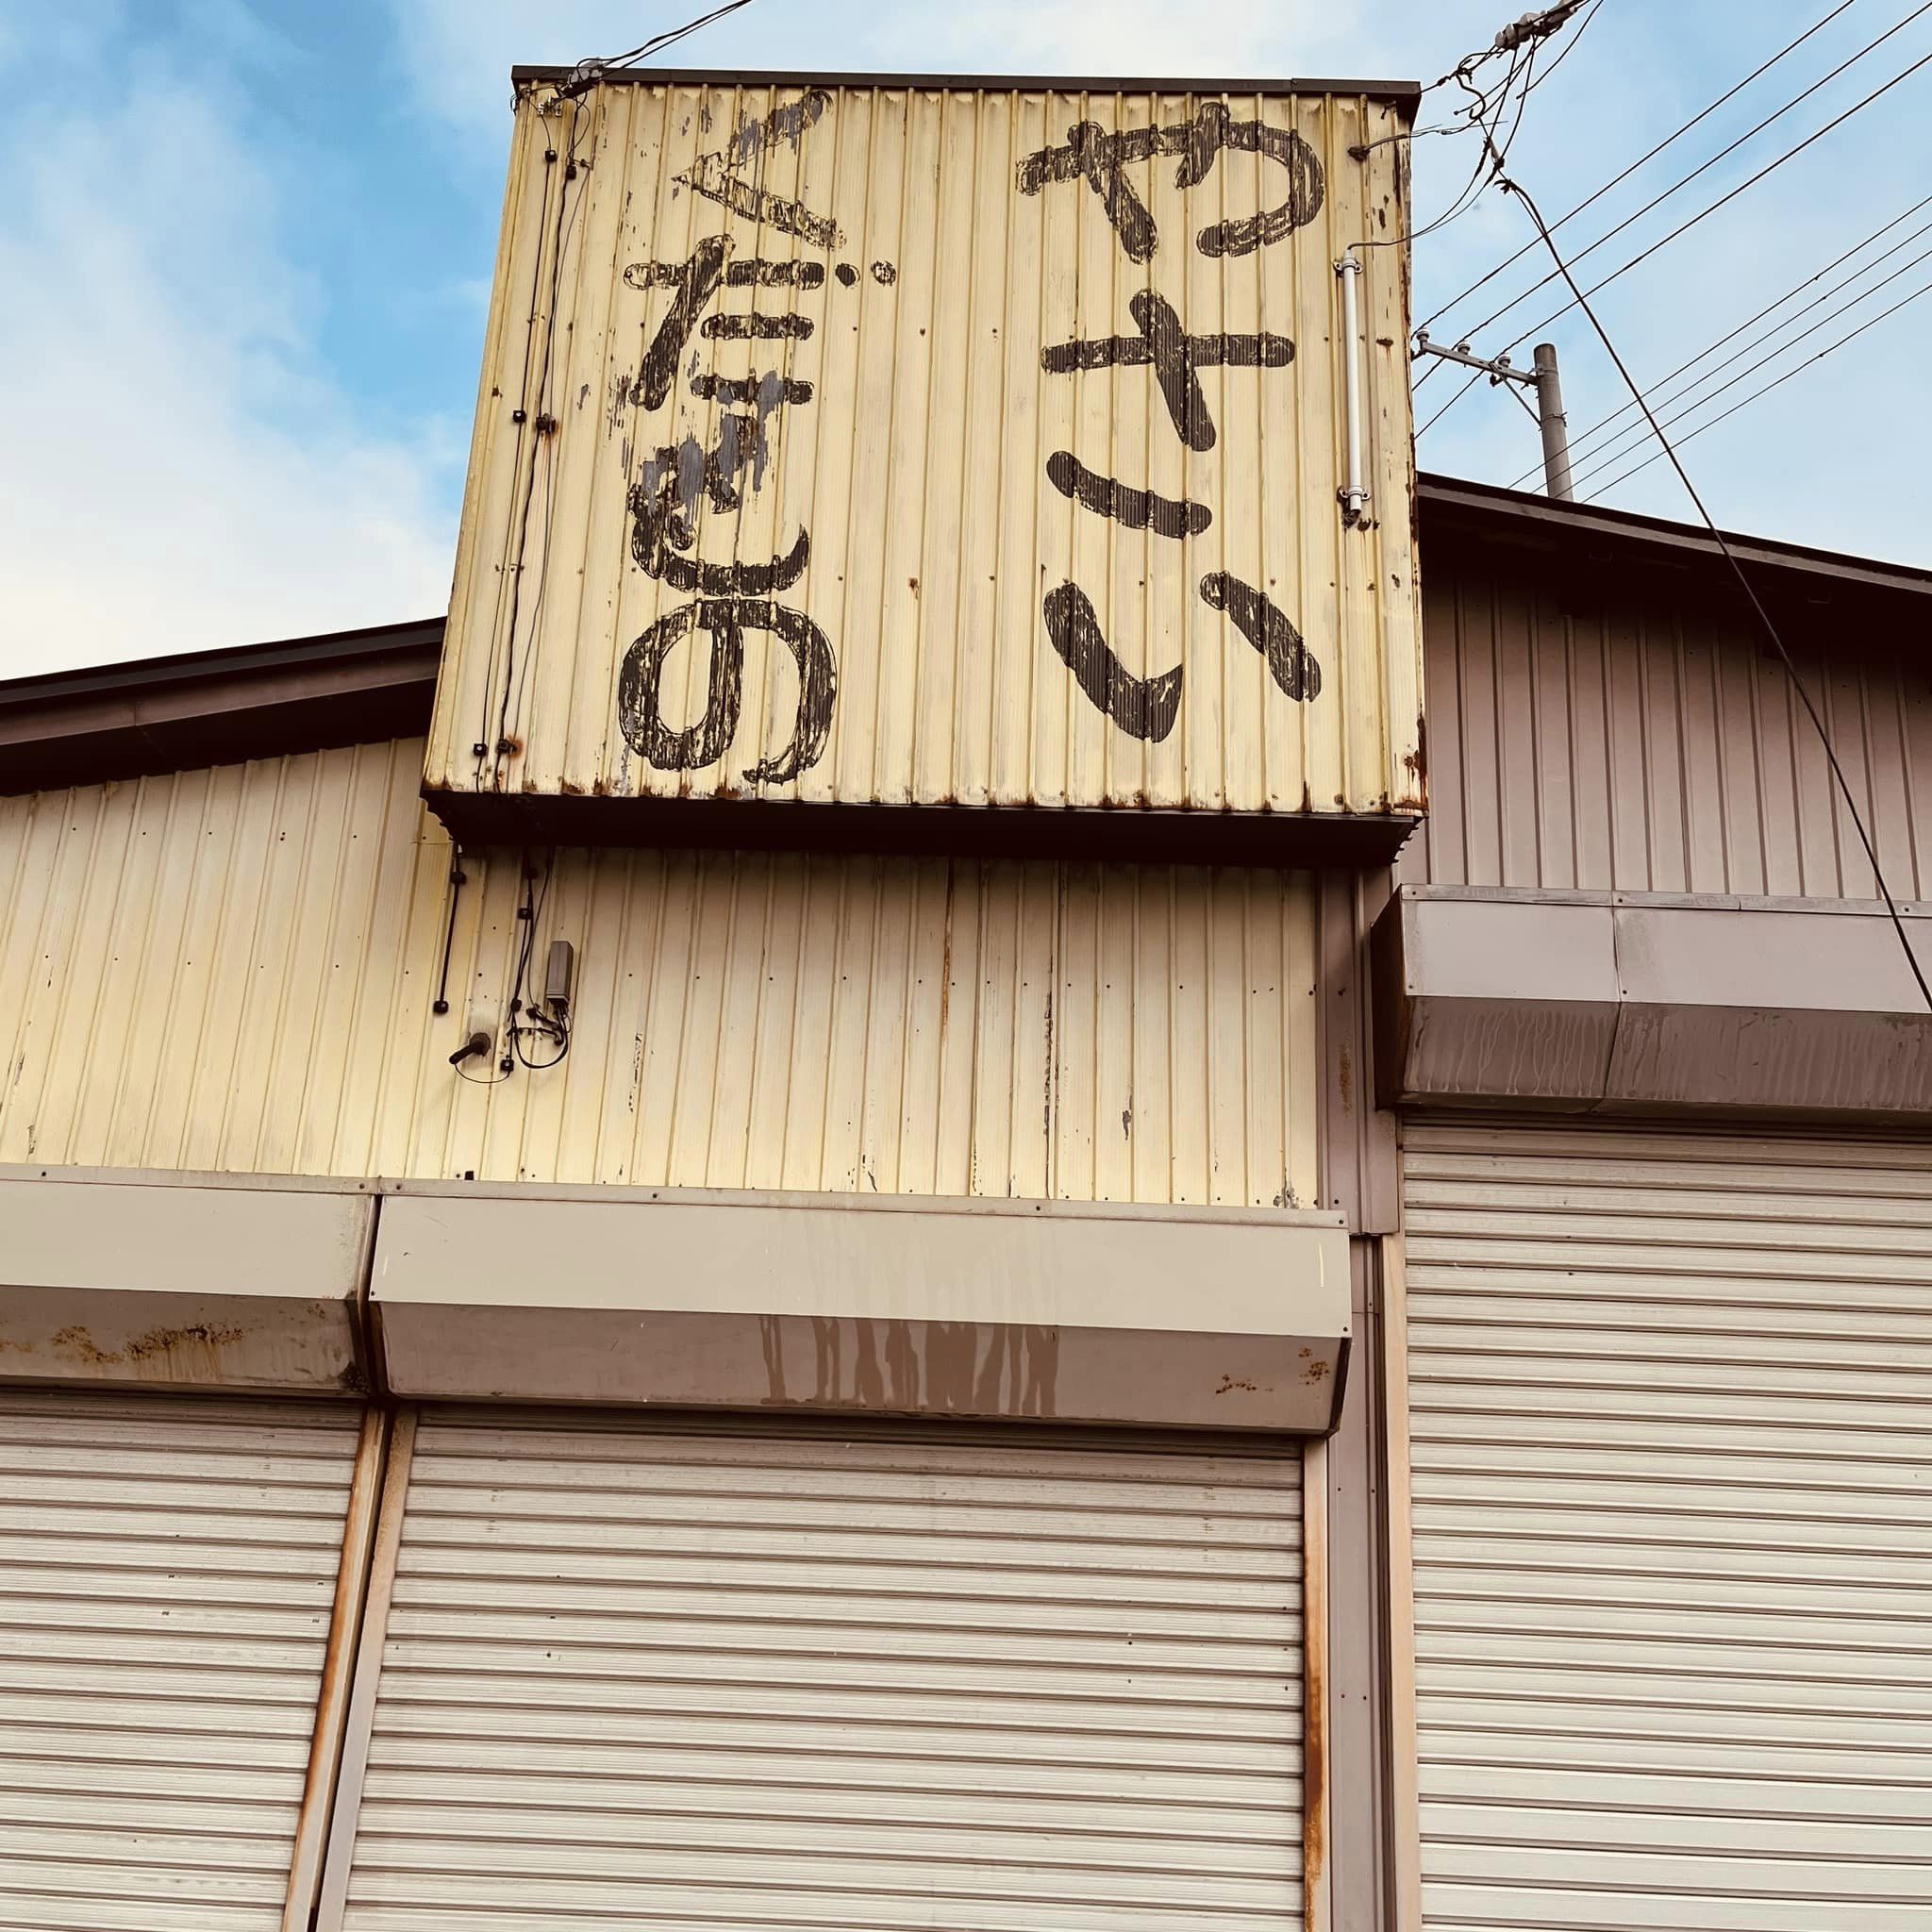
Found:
1041,574 -> 1319,744
623,220 -> 852,780
1024,105 -> 1326,740
617,598 -> 836,788
1043,291 -> 1294,453
1016,102 -> 1325,263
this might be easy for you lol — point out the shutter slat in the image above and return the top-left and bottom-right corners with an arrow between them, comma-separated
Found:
339,1412 -> 1305,1931
1405,1124 -> 1932,1929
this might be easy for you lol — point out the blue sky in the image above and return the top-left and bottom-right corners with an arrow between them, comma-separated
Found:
4,0 -> 1929,671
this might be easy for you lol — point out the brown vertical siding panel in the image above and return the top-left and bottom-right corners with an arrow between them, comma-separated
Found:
1790,647 -> 1843,896
1566,599 -> 1614,890
1529,588 -> 1576,890
1493,580 -> 1541,888
1457,575 -> 1503,887
1677,619 -> 1729,894
1824,649 -> 1879,898
1713,623 -> 1768,896
1641,613 -> 1690,893
1420,544 -> 1929,900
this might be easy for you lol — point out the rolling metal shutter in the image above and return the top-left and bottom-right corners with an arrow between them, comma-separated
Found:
0,1389 -> 364,1932
333,1408 -> 1306,1931
1402,1123 -> 1932,1932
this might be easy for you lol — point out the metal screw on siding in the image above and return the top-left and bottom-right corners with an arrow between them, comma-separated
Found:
495,739 -> 516,756
512,408 -> 526,424
534,412 -> 558,435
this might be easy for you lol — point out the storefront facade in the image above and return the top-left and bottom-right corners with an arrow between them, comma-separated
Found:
0,67 -> 1423,1932
3,64 -> 1929,1932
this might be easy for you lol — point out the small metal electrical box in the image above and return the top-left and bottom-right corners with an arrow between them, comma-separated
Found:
544,940 -> 575,1015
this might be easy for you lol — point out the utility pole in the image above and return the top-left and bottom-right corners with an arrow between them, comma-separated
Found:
1530,343 -> 1574,500
1413,332 -> 1575,501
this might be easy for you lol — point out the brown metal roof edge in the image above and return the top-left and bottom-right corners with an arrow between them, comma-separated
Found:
509,63 -> 1424,106
0,616 -> 445,798
0,616 -> 446,710
1416,472 -> 1932,602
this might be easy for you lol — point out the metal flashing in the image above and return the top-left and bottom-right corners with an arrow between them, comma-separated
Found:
509,62 -> 1424,105
1374,884 -> 1932,1119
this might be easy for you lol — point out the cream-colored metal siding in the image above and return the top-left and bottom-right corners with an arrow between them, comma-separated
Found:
1405,552 -> 1932,899
331,1408 -> 1305,1930
427,78 -> 1421,820
0,749 -> 1320,1205
1401,1122 -> 1932,1931
0,1389 -> 361,1930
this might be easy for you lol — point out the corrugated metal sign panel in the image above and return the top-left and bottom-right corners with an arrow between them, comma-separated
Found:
425,75 -> 1421,832
330,1407 -> 1305,1930
1401,1123 -> 1932,1931
0,753 -> 1320,1208
0,1389 -> 361,1931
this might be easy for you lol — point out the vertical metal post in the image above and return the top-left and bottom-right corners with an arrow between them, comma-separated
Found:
1337,252 -> 1370,523
1532,341 -> 1574,501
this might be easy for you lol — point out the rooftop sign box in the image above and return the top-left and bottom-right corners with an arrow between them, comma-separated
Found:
425,69 -> 1423,859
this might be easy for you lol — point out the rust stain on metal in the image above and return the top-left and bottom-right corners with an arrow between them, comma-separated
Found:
45,1321 -> 245,1370
49,1324 -> 117,1365
1214,1374 -> 1260,1395
768,1316 -> 1060,1418
125,1322 -> 245,1361
1303,1543 -> 1328,1923
1337,1041 -> 1353,1115
285,1408 -> 389,1928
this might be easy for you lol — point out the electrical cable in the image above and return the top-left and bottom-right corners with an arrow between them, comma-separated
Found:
1517,0 -> 1605,97
1466,1 -> 1932,347
487,95 -> 589,790
1558,233 -> 1932,491
1426,34 -> 1932,439
1491,36 -> 1932,357
1362,45 -> 1537,249
563,0 -> 758,91
1417,366 -> 1490,435
1419,0 -> 1860,334
1579,273 -> 1932,497
1507,189 -> 1932,484
1494,168 -> 1932,1012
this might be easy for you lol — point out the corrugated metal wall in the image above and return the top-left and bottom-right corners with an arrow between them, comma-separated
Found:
0,743 -> 1319,1205
0,1390 -> 362,1931
428,77 -> 1422,821
1406,555 -> 1932,899
332,1408 -> 1306,1932
1402,1122 -> 1932,1932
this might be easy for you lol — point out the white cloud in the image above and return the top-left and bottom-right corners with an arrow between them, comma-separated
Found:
0,24 -> 454,675
868,0 -> 1377,76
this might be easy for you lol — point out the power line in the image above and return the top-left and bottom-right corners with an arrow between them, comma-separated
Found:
1494,167 -> 1932,1013
1557,227 -> 1932,489
1507,188 -> 1932,484
1430,31 -> 1932,438
1418,366 -> 1489,435
1491,37 -> 1932,357
1518,0 -> 1606,97
1418,0 -> 1860,335
1466,0 -> 1932,346
1580,273 -> 1932,498
1364,38 -> 1549,249
561,0 -> 758,92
